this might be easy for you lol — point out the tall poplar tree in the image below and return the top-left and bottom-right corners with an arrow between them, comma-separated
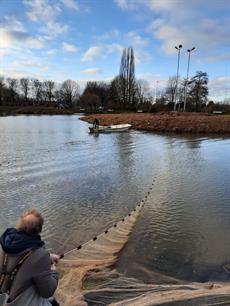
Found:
119,47 -> 136,107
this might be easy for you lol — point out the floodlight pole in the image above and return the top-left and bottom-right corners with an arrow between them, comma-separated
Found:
174,44 -> 182,111
184,47 -> 195,112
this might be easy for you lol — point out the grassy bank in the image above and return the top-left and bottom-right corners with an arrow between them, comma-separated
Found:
81,113 -> 230,134
0,106 -> 77,115
0,106 -> 19,116
15,106 -> 75,115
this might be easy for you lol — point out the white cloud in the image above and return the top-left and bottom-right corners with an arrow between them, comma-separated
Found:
3,16 -> 25,32
126,31 -> 148,47
2,58 -> 50,79
115,0 -> 230,61
27,36 -> 47,49
209,76 -> 230,101
125,32 -> 151,64
62,42 -> 78,52
146,0 -> 179,12
40,21 -> 68,36
149,19 -> 230,55
61,0 -> 79,11
0,27 -> 47,50
114,0 -> 195,12
106,43 -> 123,54
1,67 -> 49,80
114,0 -> 128,10
81,39 -> 151,66
82,44 -> 123,62
0,16 -> 47,50
23,0 -> 61,22
82,46 -> 103,62
23,0 -> 68,38
92,29 -> 151,64
114,0 -> 136,10
81,68 -> 103,75
0,49 -> 12,57
147,1 -> 230,55
202,53 -> 230,63
47,49 -> 57,56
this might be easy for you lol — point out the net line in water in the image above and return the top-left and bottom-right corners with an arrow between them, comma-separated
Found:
55,176 -> 230,306
55,180 -> 155,306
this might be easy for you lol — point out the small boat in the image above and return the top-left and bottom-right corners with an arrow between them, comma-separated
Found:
89,119 -> 131,133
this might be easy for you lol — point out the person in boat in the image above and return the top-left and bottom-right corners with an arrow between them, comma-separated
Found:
0,209 -> 60,306
93,118 -> 99,130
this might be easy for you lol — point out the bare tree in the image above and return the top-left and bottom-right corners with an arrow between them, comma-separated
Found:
109,76 -> 123,106
32,79 -> 42,104
136,79 -> 151,104
165,76 -> 177,104
7,78 -> 18,105
43,80 -> 55,105
0,77 -> 5,106
83,81 -> 109,107
80,93 -> 100,111
20,78 -> 30,105
60,80 -> 80,107
119,47 -> 136,106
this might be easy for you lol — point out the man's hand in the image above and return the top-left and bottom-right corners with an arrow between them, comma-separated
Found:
51,263 -> 57,271
50,253 -> 60,265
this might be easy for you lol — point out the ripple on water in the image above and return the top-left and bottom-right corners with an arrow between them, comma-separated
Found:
0,116 -> 230,282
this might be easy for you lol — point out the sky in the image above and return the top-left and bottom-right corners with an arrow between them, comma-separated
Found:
0,0 -> 230,101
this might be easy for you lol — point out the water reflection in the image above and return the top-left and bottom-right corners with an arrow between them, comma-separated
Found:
0,115 -> 230,282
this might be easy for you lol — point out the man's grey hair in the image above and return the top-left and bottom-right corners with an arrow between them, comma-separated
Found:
16,208 -> 44,235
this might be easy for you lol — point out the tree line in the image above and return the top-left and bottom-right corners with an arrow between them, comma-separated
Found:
0,47 -> 229,113
0,78 -> 80,108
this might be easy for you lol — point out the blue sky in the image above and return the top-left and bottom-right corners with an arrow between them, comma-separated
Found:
0,0 -> 230,101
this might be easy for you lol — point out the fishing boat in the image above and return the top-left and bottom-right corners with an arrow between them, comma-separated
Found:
89,119 -> 131,133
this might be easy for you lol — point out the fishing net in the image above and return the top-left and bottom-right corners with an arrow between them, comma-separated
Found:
55,188 -> 230,306
84,273 -> 230,306
55,202 -> 145,306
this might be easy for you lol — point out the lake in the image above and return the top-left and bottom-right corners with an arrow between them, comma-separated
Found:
0,115 -> 230,283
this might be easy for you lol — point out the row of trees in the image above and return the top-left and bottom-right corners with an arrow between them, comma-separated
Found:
1,47 -> 229,112
0,78 -> 80,108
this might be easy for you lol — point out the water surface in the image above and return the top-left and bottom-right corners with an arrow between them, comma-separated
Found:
0,115 -> 229,282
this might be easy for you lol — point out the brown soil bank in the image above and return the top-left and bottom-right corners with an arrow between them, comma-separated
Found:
81,113 -> 230,134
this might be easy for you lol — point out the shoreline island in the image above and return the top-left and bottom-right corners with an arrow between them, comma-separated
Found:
81,113 -> 230,135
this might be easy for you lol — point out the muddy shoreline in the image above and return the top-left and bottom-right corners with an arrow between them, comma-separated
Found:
81,113 -> 230,134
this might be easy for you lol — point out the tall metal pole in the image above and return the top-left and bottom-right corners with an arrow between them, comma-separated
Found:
184,47 -> 195,112
174,44 -> 182,111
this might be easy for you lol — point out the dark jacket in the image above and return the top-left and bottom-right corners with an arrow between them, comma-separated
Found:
0,228 -> 58,301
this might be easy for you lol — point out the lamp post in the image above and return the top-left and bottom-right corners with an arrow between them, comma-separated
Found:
174,44 -> 182,111
184,47 -> 195,112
